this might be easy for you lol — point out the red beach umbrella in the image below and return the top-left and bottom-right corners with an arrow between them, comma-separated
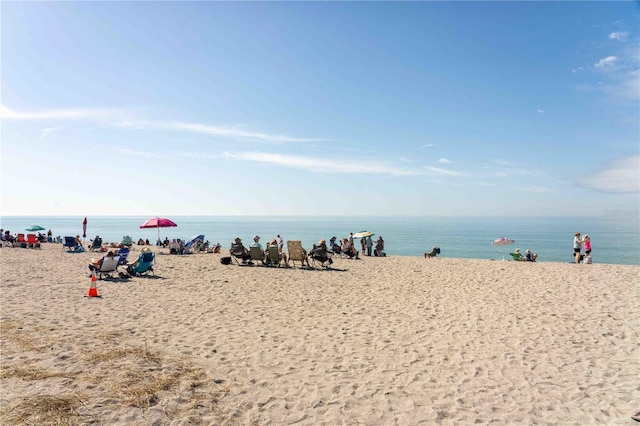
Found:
140,217 -> 177,241
82,217 -> 87,238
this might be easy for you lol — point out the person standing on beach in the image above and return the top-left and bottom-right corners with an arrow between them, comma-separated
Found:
277,234 -> 284,252
582,234 -> 591,256
573,232 -> 582,263
349,232 -> 354,250
582,234 -> 592,263
365,236 -> 373,256
360,236 -> 366,256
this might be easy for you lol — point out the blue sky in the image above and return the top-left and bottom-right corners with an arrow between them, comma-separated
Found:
1,1 -> 638,217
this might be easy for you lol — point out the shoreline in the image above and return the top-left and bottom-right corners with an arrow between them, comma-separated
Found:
1,244 -> 638,424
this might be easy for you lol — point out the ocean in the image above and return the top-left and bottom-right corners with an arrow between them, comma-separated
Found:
1,215 -> 639,266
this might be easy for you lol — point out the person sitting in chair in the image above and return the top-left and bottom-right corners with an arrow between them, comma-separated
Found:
309,239 -> 333,265
127,247 -> 152,270
250,235 -> 264,251
88,251 -> 117,273
267,238 -> 287,265
525,249 -> 537,262
510,248 -> 525,261
341,238 -> 359,259
230,237 -> 252,264
329,236 -> 341,254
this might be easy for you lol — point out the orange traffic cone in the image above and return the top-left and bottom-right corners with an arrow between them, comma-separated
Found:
86,272 -> 100,298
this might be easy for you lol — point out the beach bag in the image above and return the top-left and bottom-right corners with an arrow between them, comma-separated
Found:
436,247 -> 441,254
584,255 -> 592,264
220,256 -> 232,265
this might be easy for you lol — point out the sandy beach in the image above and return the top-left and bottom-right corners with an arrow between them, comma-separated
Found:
1,243 -> 638,425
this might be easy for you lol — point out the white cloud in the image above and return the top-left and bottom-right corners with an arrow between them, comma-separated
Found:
423,143 -> 434,148
438,158 -> 452,164
221,151 -> 425,176
572,66 -> 584,74
423,166 -> 461,176
576,155 -> 640,193
595,56 -> 617,69
537,109 -> 544,113
609,31 -> 629,41
1,104 -> 316,144
145,121 -> 317,143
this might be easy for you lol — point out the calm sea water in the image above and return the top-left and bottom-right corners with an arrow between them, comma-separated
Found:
1,216 -> 638,266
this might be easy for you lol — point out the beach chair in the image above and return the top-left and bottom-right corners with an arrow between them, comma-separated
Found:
287,240 -> 309,268
250,246 -> 266,265
117,247 -> 130,265
509,252 -> 523,261
424,246 -> 439,259
230,241 -> 252,265
267,246 -> 285,267
309,244 -> 332,268
91,256 -> 120,279
89,237 -> 102,252
26,234 -> 41,249
129,252 -> 155,276
16,233 -> 27,248
63,236 -> 83,252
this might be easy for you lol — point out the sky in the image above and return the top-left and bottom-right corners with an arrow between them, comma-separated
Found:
1,1 -> 638,217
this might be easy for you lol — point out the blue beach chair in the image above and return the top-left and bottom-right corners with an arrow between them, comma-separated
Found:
63,236 -> 84,252
129,252 -> 155,276
117,247 -> 130,265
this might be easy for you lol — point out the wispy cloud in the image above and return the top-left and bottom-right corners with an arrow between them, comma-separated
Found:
438,158 -> 452,164
221,151 -> 425,176
572,66 -> 584,74
609,31 -> 629,41
1,105 -> 317,144
537,109 -> 545,114
576,155 -> 640,193
423,166 -> 461,176
126,120 -> 318,143
423,143 -> 434,148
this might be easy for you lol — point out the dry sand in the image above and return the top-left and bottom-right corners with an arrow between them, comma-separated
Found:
1,243 -> 638,425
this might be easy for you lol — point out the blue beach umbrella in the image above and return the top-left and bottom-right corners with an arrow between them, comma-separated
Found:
185,234 -> 205,248
26,225 -> 46,232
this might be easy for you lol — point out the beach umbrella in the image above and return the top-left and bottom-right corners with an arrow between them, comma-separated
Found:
140,216 -> 178,241
353,231 -> 375,238
185,234 -> 205,248
25,225 -> 45,232
492,237 -> 515,246
82,217 -> 87,238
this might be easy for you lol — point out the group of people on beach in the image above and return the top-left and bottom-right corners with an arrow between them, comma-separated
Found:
1,229 -> 57,246
330,233 -> 385,258
573,232 -> 592,264
227,233 -> 386,267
